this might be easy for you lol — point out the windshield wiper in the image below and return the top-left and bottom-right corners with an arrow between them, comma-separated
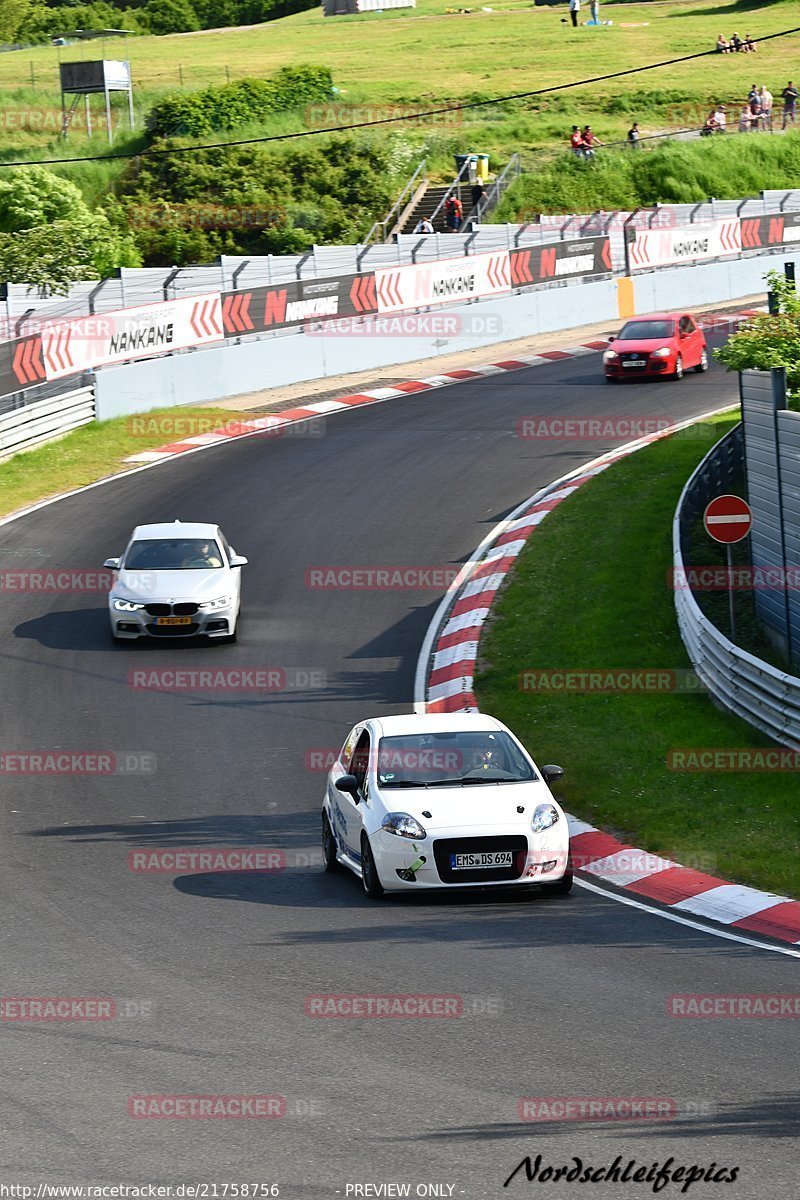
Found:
380,780 -> 430,788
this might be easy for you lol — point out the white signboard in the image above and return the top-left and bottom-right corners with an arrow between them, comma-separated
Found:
374,252 -> 511,313
629,220 -> 741,271
42,293 -> 223,381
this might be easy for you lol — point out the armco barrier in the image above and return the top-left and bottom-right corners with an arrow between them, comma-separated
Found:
0,385 -> 94,460
674,425 -> 800,747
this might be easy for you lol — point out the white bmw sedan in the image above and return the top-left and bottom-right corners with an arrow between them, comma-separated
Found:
104,521 -> 247,642
321,712 -> 571,898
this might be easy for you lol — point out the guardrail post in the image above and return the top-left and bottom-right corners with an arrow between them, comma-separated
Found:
232,260 -> 250,290
162,267 -> 180,302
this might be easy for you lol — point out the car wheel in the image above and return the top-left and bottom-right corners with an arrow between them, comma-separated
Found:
694,347 -> 709,373
322,812 -> 339,872
540,869 -> 573,896
671,355 -> 684,381
361,834 -> 384,899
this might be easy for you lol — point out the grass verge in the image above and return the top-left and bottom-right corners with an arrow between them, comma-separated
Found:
0,407 -> 254,521
475,414 -> 800,898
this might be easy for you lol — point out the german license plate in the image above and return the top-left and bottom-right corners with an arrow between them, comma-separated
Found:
155,616 -> 192,626
623,359 -> 646,368
450,851 -> 513,870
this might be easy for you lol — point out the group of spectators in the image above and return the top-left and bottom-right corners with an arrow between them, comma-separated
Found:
715,32 -> 756,54
702,82 -> 798,136
569,124 -> 604,158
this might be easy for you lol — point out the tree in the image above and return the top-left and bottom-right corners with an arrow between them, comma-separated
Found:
0,213 -> 140,294
142,0 -> 199,34
715,271 -> 800,395
0,166 -> 88,232
0,0 -> 32,41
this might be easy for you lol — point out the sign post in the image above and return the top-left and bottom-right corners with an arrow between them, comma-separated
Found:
703,495 -> 753,639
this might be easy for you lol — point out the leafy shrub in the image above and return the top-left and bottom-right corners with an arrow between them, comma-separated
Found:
146,65 -> 333,137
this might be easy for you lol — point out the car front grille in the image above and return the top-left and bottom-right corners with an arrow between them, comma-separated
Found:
432,835 -> 528,884
144,602 -> 199,616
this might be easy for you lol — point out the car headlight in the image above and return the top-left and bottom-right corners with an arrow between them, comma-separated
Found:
381,813 -> 427,840
199,595 -> 232,611
651,347 -> 672,358
531,803 -> 560,833
603,350 -> 618,362
112,597 -> 145,611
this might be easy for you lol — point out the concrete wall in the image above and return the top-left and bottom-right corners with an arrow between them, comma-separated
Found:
93,250 -> 796,420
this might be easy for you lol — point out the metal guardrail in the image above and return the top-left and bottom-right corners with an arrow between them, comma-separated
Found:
674,424 -> 800,747
0,384 -> 94,460
5,186 -> 800,333
464,153 -> 521,229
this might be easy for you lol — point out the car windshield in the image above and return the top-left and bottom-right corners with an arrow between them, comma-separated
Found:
618,320 -> 675,340
124,539 -> 224,570
377,731 -> 536,787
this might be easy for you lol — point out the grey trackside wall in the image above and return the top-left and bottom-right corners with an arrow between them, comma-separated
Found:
94,279 -> 620,420
93,248 -> 794,420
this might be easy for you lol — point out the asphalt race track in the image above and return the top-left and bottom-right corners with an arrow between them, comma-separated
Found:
1,339 -> 796,1198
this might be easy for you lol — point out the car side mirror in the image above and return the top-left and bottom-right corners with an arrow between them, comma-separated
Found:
607,335 -> 615,342
230,555 -> 248,567
542,764 -> 564,786
103,557 -> 121,570
335,774 -> 360,801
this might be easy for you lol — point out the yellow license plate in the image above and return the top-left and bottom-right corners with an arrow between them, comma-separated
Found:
155,616 -> 192,626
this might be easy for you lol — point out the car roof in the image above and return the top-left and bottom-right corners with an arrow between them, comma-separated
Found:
131,521 -> 221,540
621,312 -> 686,321
369,712 -> 507,737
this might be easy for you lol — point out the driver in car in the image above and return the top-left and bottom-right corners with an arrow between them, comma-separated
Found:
186,541 -> 223,568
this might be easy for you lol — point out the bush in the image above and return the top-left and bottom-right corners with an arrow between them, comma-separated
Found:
115,134 -> 398,264
146,65 -> 333,137
141,0 -> 200,34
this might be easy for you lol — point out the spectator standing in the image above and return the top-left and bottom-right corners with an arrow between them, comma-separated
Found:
589,0 -> 599,23
445,193 -> 463,232
738,105 -> 752,134
782,81 -> 798,128
714,104 -> 727,131
627,122 -> 641,149
581,126 -> 603,157
748,86 -> 762,128
569,0 -> 580,28
759,85 -> 773,130
569,124 -> 584,156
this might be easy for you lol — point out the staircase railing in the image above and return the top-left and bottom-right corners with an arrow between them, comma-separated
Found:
463,153 -> 521,229
363,158 -> 427,245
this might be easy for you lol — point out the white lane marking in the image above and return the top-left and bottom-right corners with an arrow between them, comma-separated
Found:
576,877 -> 800,960
440,608 -> 491,637
673,884 -> 786,925
303,399 -> 350,414
427,676 -> 474,702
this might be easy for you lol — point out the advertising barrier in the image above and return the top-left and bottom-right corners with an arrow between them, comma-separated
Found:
510,237 -> 612,285
628,221 -> 741,271
374,252 -> 511,314
0,211 -> 792,404
41,293 -> 224,382
221,274 -> 377,337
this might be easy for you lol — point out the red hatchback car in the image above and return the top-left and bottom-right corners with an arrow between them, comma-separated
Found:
603,312 -> 708,382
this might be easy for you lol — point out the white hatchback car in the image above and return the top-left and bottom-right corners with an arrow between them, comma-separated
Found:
104,520 -> 247,642
321,712 -> 571,898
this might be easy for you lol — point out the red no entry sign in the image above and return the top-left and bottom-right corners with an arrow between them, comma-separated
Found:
703,495 -> 753,544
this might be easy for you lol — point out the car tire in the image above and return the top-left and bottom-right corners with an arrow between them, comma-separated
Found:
540,869 -> 573,896
361,834 -> 384,899
694,347 -> 709,373
671,355 -> 684,381
322,812 -> 339,872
